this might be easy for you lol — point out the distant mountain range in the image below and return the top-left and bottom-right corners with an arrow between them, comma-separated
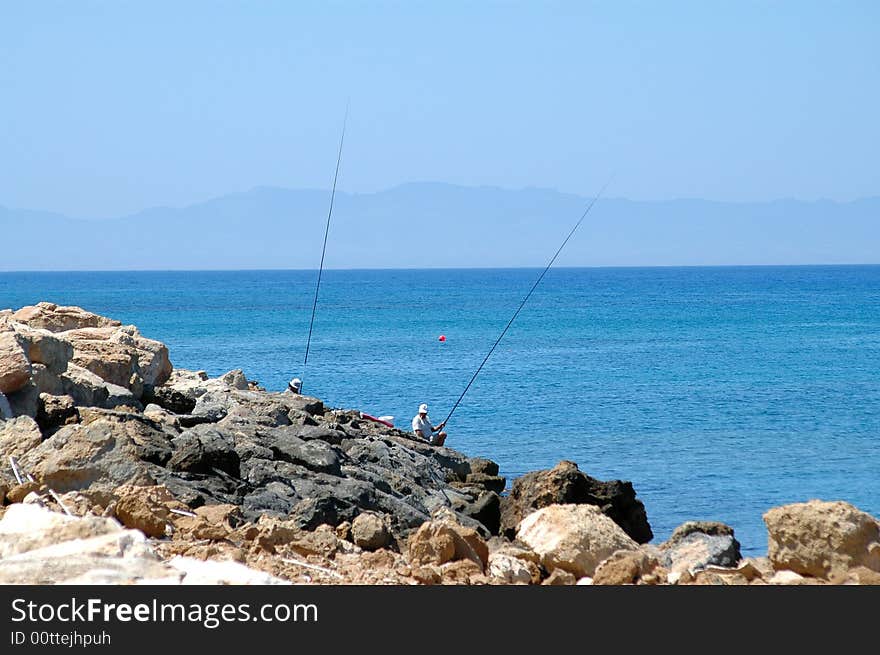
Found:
2,183 -> 879,270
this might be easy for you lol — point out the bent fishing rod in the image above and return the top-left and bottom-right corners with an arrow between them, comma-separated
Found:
301,105 -> 348,393
441,179 -> 612,428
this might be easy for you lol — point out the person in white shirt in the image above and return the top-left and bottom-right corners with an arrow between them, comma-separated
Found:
287,377 -> 302,394
412,403 -> 447,446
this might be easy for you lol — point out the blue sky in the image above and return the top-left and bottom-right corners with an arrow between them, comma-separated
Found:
1,1 -> 878,217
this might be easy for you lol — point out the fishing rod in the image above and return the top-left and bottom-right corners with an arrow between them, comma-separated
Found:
301,105 -> 348,393
441,179 -> 612,427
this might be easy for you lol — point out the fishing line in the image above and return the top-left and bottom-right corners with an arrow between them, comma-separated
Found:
301,104 -> 348,392
441,178 -> 612,427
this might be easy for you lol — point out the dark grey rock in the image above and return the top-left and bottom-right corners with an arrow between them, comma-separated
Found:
499,460 -> 653,543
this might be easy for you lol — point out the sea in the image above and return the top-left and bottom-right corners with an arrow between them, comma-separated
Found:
2,265 -> 878,555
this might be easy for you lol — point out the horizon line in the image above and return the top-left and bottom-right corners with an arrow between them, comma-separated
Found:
3,262 -> 880,275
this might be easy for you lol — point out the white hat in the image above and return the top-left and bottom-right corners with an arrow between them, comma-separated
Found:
418,403 -> 428,414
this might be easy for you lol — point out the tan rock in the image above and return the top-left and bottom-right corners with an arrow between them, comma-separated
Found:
12,303 -> 121,333
0,331 -> 31,394
692,570 -> 749,585
542,569 -> 577,585
407,514 -> 489,569
516,504 -> 638,578
0,415 -> 43,459
408,522 -> 457,566
439,559 -> 487,585
764,500 -> 880,579
351,512 -> 391,551
6,481 -> 41,504
834,566 -> 880,585
12,324 -> 73,374
113,485 -> 177,538
593,548 -> 662,585
410,565 -> 442,585
335,521 -> 352,541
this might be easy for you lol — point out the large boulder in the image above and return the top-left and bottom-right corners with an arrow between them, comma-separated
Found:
16,413 -> 169,493
500,460 -> 652,543
0,331 -> 31,394
61,363 -> 141,411
763,500 -> 880,579
12,302 -> 121,333
516,503 -> 639,578
11,324 -> 73,374
65,325 -> 172,390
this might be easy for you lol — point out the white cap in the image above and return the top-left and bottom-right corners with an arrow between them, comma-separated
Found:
419,403 -> 428,414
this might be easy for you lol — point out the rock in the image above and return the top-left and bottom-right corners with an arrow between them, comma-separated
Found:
61,363 -> 141,410
252,516 -> 339,558
17,415 -> 161,493
516,503 -> 639,578
764,500 -> 880,579
351,512 -> 391,551
660,521 -> 741,575
467,458 -> 499,477
488,552 -> 534,584
113,484 -> 177,538
31,363 -> 64,395
69,333 -> 137,389
0,502 -> 122,556
542,569 -> 577,585
0,331 -> 31,394
13,325 -> 73,374
0,415 -> 43,459
768,570 -> 810,585
835,566 -> 880,586
6,381 -> 40,418
220,369 -> 249,390
692,569 -> 750,586
455,491 -> 501,535
12,303 -> 121,333
408,515 -> 489,569
167,556 -> 289,585
169,425 -> 240,476
464,473 -> 506,494
37,393 -> 79,433
147,386 -> 197,415
500,460 -> 652,544
335,521 -> 352,541
285,394 -> 325,416
264,429 -> 342,476
437,559 -> 487,585
0,503 -> 281,585
194,503 -> 244,529
6,481 -> 42,504
593,548 -> 664,585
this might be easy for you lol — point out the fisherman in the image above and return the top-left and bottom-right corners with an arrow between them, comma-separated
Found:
287,377 -> 302,394
412,403 -> 447,446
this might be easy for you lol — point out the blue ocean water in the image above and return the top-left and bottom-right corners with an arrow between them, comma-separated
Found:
2,266 -> 878,555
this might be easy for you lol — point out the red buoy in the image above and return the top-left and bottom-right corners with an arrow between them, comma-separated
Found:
438,335 -> 446,342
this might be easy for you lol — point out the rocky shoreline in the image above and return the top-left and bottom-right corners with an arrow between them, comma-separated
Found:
1,302 -> 878,585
